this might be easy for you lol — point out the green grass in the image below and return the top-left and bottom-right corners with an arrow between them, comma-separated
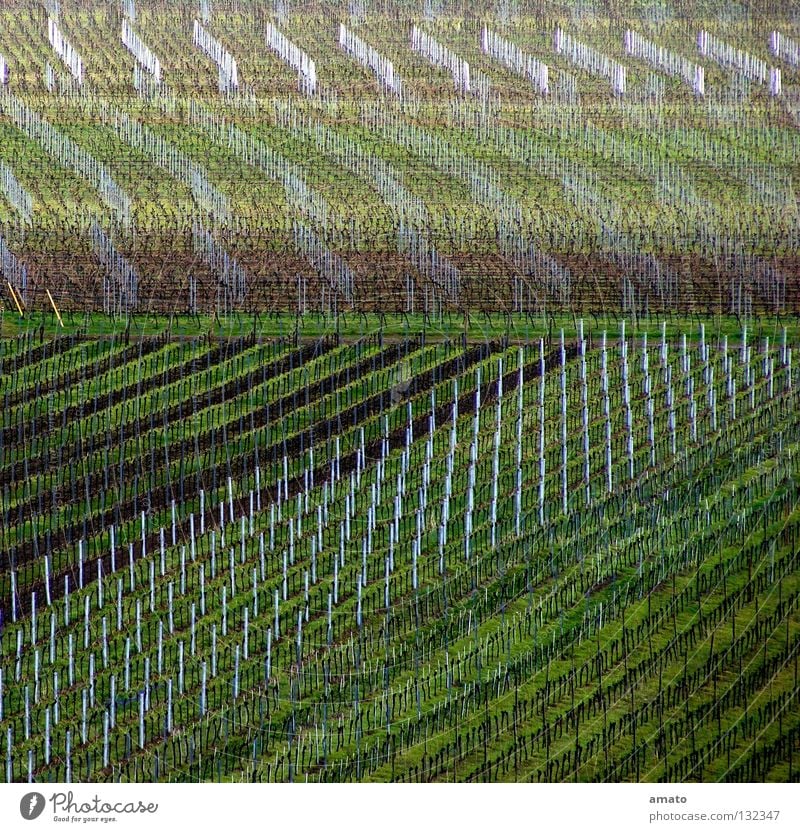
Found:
2,309 -> 798,344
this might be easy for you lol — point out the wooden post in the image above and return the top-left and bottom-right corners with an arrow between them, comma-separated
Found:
6,281 -> 23,317
45,289 -> 64,327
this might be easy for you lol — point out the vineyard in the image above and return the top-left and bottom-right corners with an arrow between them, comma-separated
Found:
1,0 -> 800,786
0,0 -> 798,315
1,315 -> 799,782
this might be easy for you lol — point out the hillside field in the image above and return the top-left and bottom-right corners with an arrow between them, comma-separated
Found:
1,0 -> 799,784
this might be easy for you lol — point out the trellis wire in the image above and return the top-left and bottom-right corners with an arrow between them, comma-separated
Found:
546,118 -> 791,249
481,26 -> 548,95
121,18 -> 161,82
537,338 -> 545,524
579,322 -> 590,504
365,113 -> 579,303
423,0 -> 444,23
1,325 -> 798,782
562,166 -> 624,245
105,105 -> 228,223
398,223 -> 461,305
624,29 -> 704,95
769,67 -> 781,96
616,252 -> 679,310
410,25 -> 489,98
41,0 -> 59,23
0,94 -> 131,225
284,168 -> 332,233
293,219 -> 354,307
770,31 -> 800,68
375,117 -> 520,244
47,17 -> 83,85
0,162 -> 34,224
191,219 -> 248,312
282,112 -> 460,303
509,242 -> 571,309
554,27 -> 626,95
91,219 -> 139,315
188,95 -> 345,295
601,331 -> 612,493
559,331 -> 568,513
697,30 -> 768,85
727,252 -> 787,315
133,64 -> 162,98
0,233 -> 27,304
338,24 -> 403,98
265,23 -> 316,96
193,19 -> 239,93
43,60 -> 81,96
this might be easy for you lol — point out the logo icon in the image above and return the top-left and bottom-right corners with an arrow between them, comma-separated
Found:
20,793 -> 46,820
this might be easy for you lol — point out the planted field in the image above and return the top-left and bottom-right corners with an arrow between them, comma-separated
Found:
0,0 -> 798,315
1,0 -> 799,787
2,317 -> 799,782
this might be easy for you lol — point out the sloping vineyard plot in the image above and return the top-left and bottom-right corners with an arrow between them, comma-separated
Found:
2,322 -> 799,782
1,0 -> 799,787
0,1 -> 798,314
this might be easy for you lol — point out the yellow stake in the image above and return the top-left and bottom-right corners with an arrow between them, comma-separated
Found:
46,289 -> 64,328
7,281 -> 24,317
